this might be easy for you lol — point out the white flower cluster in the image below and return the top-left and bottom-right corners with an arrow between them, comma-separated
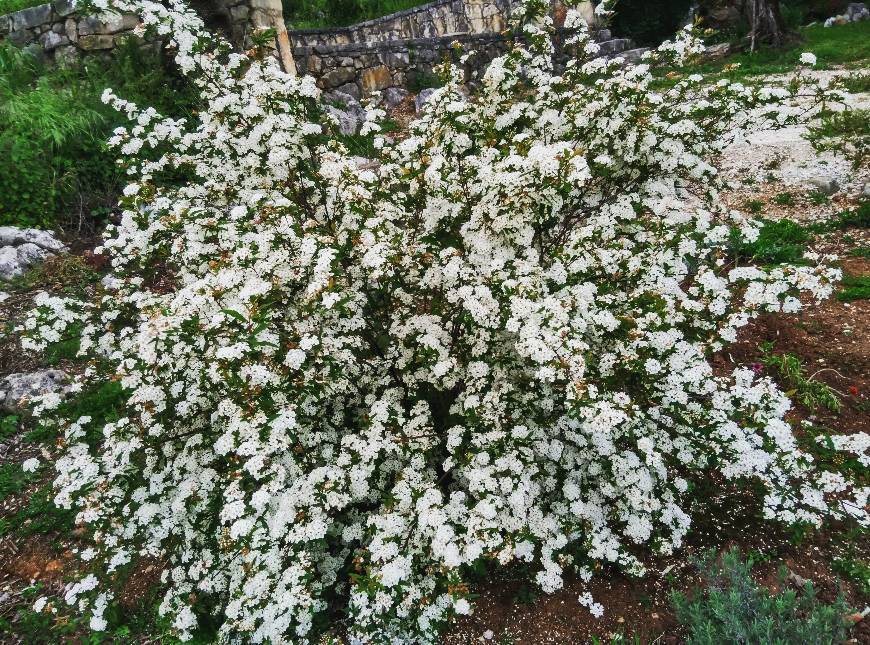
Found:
21,1 -> 865,642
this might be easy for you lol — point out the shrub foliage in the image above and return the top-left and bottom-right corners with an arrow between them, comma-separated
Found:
21,0 -> 868,642
0,39 -> 197,229
673,548 -> 851,645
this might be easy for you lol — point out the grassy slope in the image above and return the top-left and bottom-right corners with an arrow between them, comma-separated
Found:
680,21 -> 870,80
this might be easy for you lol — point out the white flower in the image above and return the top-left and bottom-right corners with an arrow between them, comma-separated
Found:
20,1 -> 855,642
800,52 -> 817,66
22,457 -> 40,473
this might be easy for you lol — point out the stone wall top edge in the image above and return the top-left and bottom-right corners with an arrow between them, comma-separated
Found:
1,2 -> 53,22
292,30 -> 513,56
287,0 -> 459,37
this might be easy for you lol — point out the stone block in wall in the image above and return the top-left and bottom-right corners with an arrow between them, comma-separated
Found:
51,21 -> 64,33
54,43 -> 79,66
64,16 -> 77,41
0,15 -> 10,36
383,50 -> 410,68
354,53 -> 377,70
320,66 -> 356,88
337,82 -> 361,100
11,4 -> 53,31
52,0 -> 76,17
78,34 -> 114,50
78,14 -> 138,36
7,29 -> 33,46
360,65 -> 392,93
39,29 -> 68,50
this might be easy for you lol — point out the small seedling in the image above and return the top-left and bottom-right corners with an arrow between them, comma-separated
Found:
744,198 -> 764,214
808,190 -> 830,206
759,344 -> 841,412
774,192 -> 795,206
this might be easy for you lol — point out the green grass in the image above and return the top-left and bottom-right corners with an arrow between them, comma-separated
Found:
730,218 -> 811,265
839,72 -> 870,94
0,0 -> 45,14
806,108 -> 869,169
0,463 -> 36,502
837,275 -> 870,302
774,191 -> 795,206
831,200 -> 870,229
745,198 -> 765,214
658,21 -> 870,85
803,200 -> 870,233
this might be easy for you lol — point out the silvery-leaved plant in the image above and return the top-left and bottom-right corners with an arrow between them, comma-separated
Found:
20,0 -> 868,642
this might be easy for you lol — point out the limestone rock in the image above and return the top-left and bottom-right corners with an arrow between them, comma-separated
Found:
39,30 -> 68,51
415,87 -> 437,113
325,105 -> 361,135
16,243 -> 50,268
704,43 -> 732,60
321,66 -> 356,89
79,34 -> 114,50
0,227 -> 66,281
324,91 -> 366,136
620,47 -> 650,64
52,0 -> 77,18
11,5 -> 52,31
0,247 -> 22,281
846,2 -> 869,21
806,176 -> 840,195
382,86 -> 409,109
0,370 -> 71,413
361,65 -> 392,94
0,227 -> 66,252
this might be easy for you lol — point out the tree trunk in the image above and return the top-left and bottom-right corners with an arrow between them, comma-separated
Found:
742,0 -> 789,50
249,0 -> 297,76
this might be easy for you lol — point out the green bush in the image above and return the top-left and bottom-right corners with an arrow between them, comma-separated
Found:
673,548 -> 852,645
0,44 -> 104,228
0,39 -> 198,230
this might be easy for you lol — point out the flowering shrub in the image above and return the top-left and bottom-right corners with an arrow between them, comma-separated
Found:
20,0 -> 869,642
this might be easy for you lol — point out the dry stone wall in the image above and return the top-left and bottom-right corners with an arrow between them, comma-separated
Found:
288,0 -> 515,47
289,0 -> 618,99
294,31 -> 514,100
0,0 -> 620,99
294,28 -> 639,100
0,0 -> 283,65
0,1 -> 144,65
